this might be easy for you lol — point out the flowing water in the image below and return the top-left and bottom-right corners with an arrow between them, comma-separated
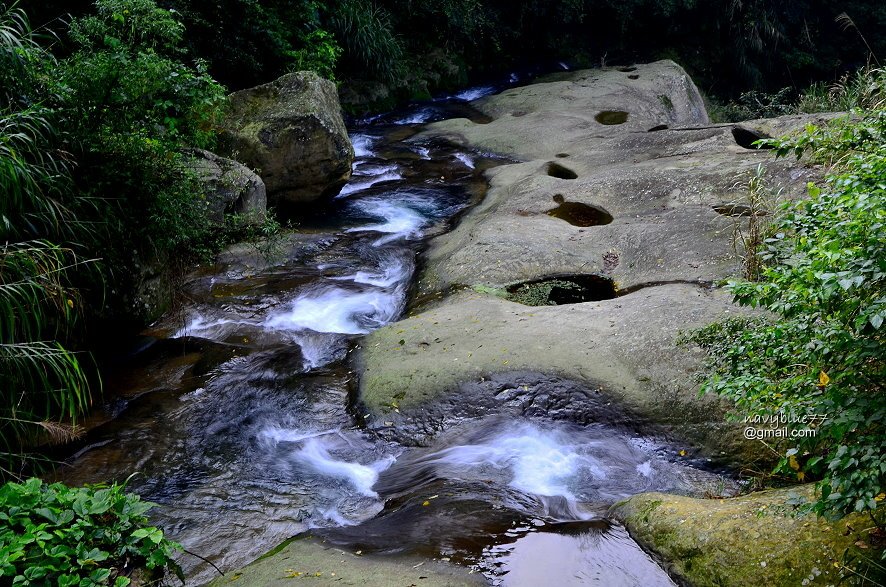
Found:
58,83 -> 732,586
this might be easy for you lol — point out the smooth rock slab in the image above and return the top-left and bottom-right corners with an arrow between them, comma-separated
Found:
359,285 -> 760,465
360,61 -> 824,468
206,536 -> 485,587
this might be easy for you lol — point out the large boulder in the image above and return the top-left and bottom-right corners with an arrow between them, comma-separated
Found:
186,149 -> 266,223
357,61 -> 824,466
219,71 -> 354,204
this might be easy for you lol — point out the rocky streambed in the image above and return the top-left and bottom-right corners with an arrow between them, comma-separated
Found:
57,61 -> 871,587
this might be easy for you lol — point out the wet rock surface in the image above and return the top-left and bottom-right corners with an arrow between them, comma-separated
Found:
365,372 -> 634,447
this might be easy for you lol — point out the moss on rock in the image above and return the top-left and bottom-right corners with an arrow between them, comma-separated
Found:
612,486 -> 884,586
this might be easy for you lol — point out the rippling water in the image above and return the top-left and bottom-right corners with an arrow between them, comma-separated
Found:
57,84 -> 725,586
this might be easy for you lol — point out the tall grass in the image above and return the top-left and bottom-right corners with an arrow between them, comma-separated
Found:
0,3 -> 95,478
797,65 -> 886,113
329,0 -> 404,83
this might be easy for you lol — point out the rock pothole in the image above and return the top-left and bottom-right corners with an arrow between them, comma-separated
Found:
505,274 -> 617,306
595,111 -> 630,125
732,127 -> 773,150
712,203 -> 766,217
648,124 -> 669,132
617,66 -> 638,73
547,194 -> 613,227
546,161 -> 579,180
628,74 -> 640,80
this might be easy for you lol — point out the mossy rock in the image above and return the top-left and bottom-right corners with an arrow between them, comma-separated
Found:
612,485 -> 884,586
219,71 -> 353,204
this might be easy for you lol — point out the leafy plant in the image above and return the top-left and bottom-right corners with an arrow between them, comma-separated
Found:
708,88 -> 797,123
0,477 -> 182,585
55,0 -> 227,321
287,28 -> 342,80
689,110 -> 886,521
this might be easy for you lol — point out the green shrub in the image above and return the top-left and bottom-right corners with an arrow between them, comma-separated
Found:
0,478 -> 181,586
287,28 -> 341,80
55,0 -> 227,318
689,110 -> 885,521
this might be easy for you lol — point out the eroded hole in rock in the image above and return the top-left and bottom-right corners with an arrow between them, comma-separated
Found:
556,153 -> 570,158
628,74 -> 640,80
617,66 -> 638,72
712,203 -> 767,217
547,195 -> 613,227
546,162 -> 579,180
595,111 -> 629,125
648,124 -> 669,132
506,275 -> 617,306
512,111 -> 527,117
732,127 -> 773,150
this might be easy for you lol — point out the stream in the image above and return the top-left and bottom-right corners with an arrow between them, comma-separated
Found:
58,82 -> 733,586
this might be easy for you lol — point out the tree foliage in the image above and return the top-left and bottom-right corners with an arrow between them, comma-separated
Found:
22,0 -> 886,101
53,0 -> 226,323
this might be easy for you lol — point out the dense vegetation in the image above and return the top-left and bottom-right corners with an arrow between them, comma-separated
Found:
0,478 -> 181,585
23,0 -> 886,108
0,0 -> 226,477
690,70 -> 885,521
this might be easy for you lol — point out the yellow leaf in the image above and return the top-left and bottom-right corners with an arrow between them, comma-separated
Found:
818,371 -> 830,387
678,450 -> 687,457
422,500 -> 430,506
875,493 -> 885,502
66,299 -> 74,309
789,454 -> 800,471
797,471 -> 805,482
